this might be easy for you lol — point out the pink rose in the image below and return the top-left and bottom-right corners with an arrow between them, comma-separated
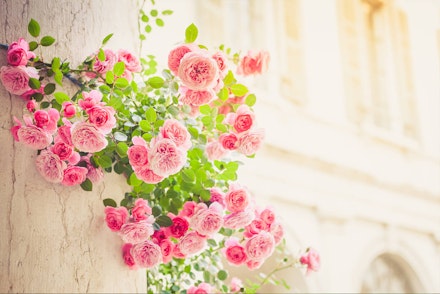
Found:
212,51 -> 228,77
78,90 -> 102,110
299,248 -> 320,274
177,231 -> 206,256
245,231 -> 275,261
148,138 -> 186,177
26,100 -> 37,112
131,240 -> 162,268
159,119 -> 191,150
57,124 -> 73,145
166,216 -> 189,238
117,49 -> 141,72
168,44 -> 196,75
80,155 -> 104,183
232,105 -> 255,133
244,218 -> 268,238
179,87 -> 216,106
152,229 -> 167,244
230,277 -> 243,293
17,125 -> 52,150
21,85 -> 44,101
237,50 -> 270,76
0,65 -> 39,95
172,244 -> 186,259
7,38 -> 35,66
237,128 -> 265,156
62,166 -> 88,186
133,165 -> 164,184
270,222 -> 284,245
223,237 -> 247,266
190,202 -> 224,237
122,243 -> 137,270
246,259 -> 262,270
104,206 -> 129,232
223,209 -> 255,229
159,238 -> 174,264
62,101 -> 76,118
34,109 -> 59,135
51,141 -> 74,161
219,133 -> 238,150
131,198 -> 152,222
187,283 -> 213,294
177,52 -> 219,91
93,49 -> 117,74
209,188 -> 225,208
87,105 -> 116,134
35,150 -> 66,183
71,122 -> 108,153
205,141 -> 228,161
260,208 -> 276,225
127,145 -> 149,167
179,201 -> 197,218
119,220 -> 154,244
225,183 -> 250,213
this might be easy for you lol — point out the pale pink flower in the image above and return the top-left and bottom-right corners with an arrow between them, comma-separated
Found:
61,101 -> 76,118
230,277 -> 243,293
119,221 -> 154,244
148,138 -> 186,177
159,238 -> 174,264
246,259 -> 262,270
270,222 -> 284,245
17,125 -> 52,150
177,231 -> 206,256
159,119 -> 191,150
244,218 -> 268,238
223,209 -> 255,229
172,243 -> 186,259
209,187 -> 225,208
260,208 -> 276,225
133,165 -> 164,184
0,65 -> 39,95
87,105 -> 116,134
33,109 -> 59,135
93,49 -> 117,74
179,201 -> 197,218
131,198 -> 152,222
187,283 -> 213,294
168,44 -> 196,75
205,141 -> 228,161
177,51 -> 219,91
225,183 -> 251,213
245,231 -> 275,261
223,237 -> 247,266
190,202 -> 224,237
35,150 -> 66,183
299,248 -> 321,274
78,90 -> 102,110
179,87 -> 216,106
117,49 -> 141,72
104,206 -> 129,232
237,128 -> 265,156
122,243 -> 137,270
212,51 -> 228,77
131,240 -> 162,268
61,165 -> 88,186
80,155 -> 104,183
219,133 -> 238,150
127,145 -> 149,167
237,50 -> 270,76
71,122 -> 108,153
57,124 -> 73,146
7,38 -> 36,66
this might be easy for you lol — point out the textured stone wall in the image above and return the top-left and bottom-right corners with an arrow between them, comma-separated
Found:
0,0 -> 146,292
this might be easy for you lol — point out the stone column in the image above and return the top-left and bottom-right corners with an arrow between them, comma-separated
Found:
0,0 -> 146,292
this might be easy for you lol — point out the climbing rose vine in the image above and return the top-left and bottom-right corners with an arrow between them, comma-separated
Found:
1,12 -> 319,294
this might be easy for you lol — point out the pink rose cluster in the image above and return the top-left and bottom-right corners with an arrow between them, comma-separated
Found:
10,89 -> 116,186
127,118 -> 191,184
0,38 -> 39,97
299,247 -> 321,275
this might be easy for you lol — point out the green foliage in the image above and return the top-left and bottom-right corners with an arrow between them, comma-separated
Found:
28,19 -> 40,37
185,23 -> 198,43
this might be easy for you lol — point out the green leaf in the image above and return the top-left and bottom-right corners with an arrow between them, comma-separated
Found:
103,198 -> 117,207
105,71 -> 114,84
245,93 -> 257,107
54,70 -> 63,85
139,120 -> 151,132
156,215 -> 173,227
43,83 -> 56,95
181,169 -> 195,183
141,14 -> 149,22
114,132 -> 127,142
217,270 -> 228,281
223,70 -> 235,86
32,93 -> 44,102
99,84 -> 111,94
28,19 -> 40,37
96,155 -> 113,168
116,142 -> 128,156
98,48 -> 106,61
80,178 -> 93,191
203,271 -> 210,283
185,23 -> 198,43
40,101 -> 50,109
145,25 -> 152,33
40,36 -> 55,46
156,18 -> 164,27
152,206 -> 162,217
101,33 -> 114,46
207,239 -> 217,246
29,41 -> 38,51
54,92 -> 70,104
150,9 -> 158,17
129,172 -> 142,186
113,61 -> 125,76
115,77 -> 129,89
145,107 -> 157,123
147,76 -> 164,88
218,87 -> 229,101
28,78 -> 40,90
52,57 -> 61,70
200,189 -> 211,201
199,105 -> 211,115
230,84 -> 248,96
162,10 -> 173,15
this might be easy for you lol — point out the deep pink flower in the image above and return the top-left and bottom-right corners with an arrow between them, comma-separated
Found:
93,49 -> 117,74
78,90 -> 102,110
87,105 -> 116,134
7,38 -> 35,66
168,44 -> 196,75
219,133 -> 238,150
223,237 -> 247,266
51,141 -> 74,161
127,145 -> 149,167
166,216 -> 189,238
159,238 -> 174,264
225,183 -> 251,213
104,206 -> 129,232
122,243 -> 137,270
131,198 -> 152,222
61,165 -> 88,186
62,101 -> 76,118
33,108 -> 59,135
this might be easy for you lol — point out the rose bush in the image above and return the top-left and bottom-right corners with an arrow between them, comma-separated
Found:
1,10 -> 319,294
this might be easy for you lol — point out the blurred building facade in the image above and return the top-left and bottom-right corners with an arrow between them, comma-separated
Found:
176,0 -> 440,292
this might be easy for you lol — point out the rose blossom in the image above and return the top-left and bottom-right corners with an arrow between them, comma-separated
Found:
51,141 -> 73,161
159,119 -> 191,150
33,109 -> 59,135
35,150 -> 66,183
219,133 -> 238,150
237,128 -> 265,156
190,202 -> 224,236
78,90 -> 102,110
152,229 -> 167,244
117,49 -> 141,72
260,207 -> 276,225
104,206 -> 129,232
231,105 -> 255,133
159,238 -> 174,264
230,277 -> 243,293
0,65 -> 39,95
122,243 -> 137,269
93,49 -> 117,74
244,218 -> 268,238
179,87 -> 216,106
7,38 -> 36,66
17,125 -> 52,150
148,138 -> 186,177
119,220 -> 154,244
246,259 -> 262,270
79,155 -> 104,183
172,243 -> 186,259
177,231 -> 206,256
179,201 -> 197,218
62,166 -> 89,186
71,122 -> 108,153
177,51 -> 219,91
225,183 -> 250,213
131,198 -> 152,222
223,209 -> 255,229
57,124 -> 73,145
131,240 -> 162,268
209,187 -> 225,208
133,165 -> 164,184
237,50 -> 270,76
166,216 -> 189,238
299,248 -> 321,274
21,85 -> 44,101
167,44 -> 196,75
87,105 -> 116,134
205,140 -> 228,161
245,231 -> 275,261
212,51 -> 228,77
62,101 -> 76,118
127,145 -> 149,167
270,222 -> 284,245
223,237 -> 247,266
187,283 -> 213,294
